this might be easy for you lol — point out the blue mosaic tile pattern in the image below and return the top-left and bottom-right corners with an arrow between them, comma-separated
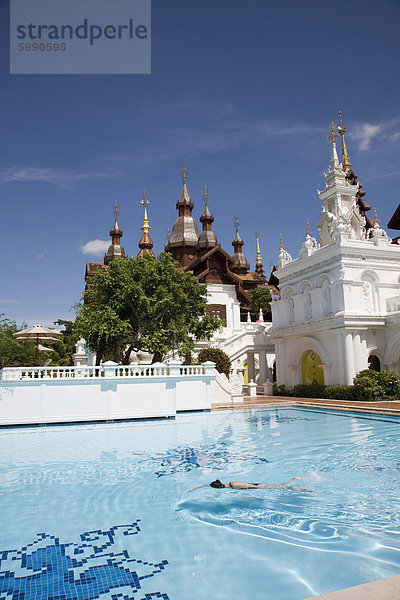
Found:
142,444 -> 269,478
0,523 -> 169,600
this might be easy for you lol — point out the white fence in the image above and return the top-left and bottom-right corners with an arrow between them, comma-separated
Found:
0,361 -> 211,381
0,361 -> 217,426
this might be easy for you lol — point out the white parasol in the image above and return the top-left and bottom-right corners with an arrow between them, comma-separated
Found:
13,323 -> 62,362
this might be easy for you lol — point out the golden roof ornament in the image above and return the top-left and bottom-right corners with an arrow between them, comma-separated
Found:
373,208 -> 380,225
279,233 -> 284,250
256,231 -> 262,266
337,110 -> 352,171
140,190 -> 150,234
181,160 -> 188,184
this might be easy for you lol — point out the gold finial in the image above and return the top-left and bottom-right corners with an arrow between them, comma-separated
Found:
181,160 -> 188,184
373,208 -> 380,225
234,215 -> 240,233
140,190 -> 150,233
327,121 -> 338,144
279,234 -> 284,250
305,219 -> 311,236
337,110 -> 352,171
203,184 -> 209,207
256,231 -> 262,265
113,201 -> 119,222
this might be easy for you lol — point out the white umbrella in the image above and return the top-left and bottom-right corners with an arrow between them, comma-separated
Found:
13,323 -> 62,362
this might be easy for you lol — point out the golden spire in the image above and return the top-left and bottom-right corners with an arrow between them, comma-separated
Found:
140,190 -> 150,233
373,208 -> 380,225
181,160 -> 188,184
234,215 -> 240,233
256,231 -> 262,266
305,219 -> 311,236
327,121 -> 337,144
337,110 -> 352,171
279,234 -> 284,250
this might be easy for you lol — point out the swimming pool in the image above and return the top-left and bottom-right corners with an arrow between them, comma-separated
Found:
0,406 -> 399,600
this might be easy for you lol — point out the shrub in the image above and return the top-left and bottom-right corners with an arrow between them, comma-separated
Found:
377,371 -> 400,399
197,347 -> 231,378
325,385 -> 355,400
353,370 -> 382,400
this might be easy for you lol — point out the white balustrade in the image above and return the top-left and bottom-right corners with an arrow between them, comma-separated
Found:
0,362 -> 213,381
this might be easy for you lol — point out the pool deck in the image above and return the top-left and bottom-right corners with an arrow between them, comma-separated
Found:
212,394 -> 400,600
302,575 -> 400,599
212,395 -> 400,416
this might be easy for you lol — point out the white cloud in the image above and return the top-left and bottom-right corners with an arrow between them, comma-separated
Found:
80,239 -> 109,257
35,253 -> 45,259
351,123 -> 383,151
0,166 -> 121,189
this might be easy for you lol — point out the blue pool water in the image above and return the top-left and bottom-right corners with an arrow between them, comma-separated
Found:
0,407 -> 400,600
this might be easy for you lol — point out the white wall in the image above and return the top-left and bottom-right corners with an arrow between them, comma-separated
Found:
0,371 -> 217,426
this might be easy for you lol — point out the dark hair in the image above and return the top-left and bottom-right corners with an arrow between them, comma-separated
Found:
210,479 -> 224,488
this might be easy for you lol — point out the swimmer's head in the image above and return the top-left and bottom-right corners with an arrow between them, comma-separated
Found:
210,479 -> 224,488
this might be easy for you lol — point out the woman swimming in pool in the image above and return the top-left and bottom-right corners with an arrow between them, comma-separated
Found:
188,477 -> 312,493
209,477 -> 312,491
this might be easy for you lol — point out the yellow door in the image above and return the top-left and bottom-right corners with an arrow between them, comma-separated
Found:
302,350 -> 324,385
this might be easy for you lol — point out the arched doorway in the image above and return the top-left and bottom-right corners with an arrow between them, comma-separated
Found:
368,355 -> 381,372
301,350 -> 324,385
243,362 -> 248,385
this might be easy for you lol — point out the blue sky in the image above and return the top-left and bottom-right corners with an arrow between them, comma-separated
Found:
2,0 -> 400,327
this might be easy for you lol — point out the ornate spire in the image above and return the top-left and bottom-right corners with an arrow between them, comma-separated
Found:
300,220 -> 319,258
181,160 -> 188,184
197,185 -> 217,253
256,232 -> 262,265
327,121 -> 339,169
231,216 -> 249,274
138,191 -> 155,257
141,190 -> 150,233
337,110 -> 352,171
104,201 -> 126,264
166,162 -> 199,266
373,208 -> 380,225
278,234 -> 292,268
255,232 -> 266,281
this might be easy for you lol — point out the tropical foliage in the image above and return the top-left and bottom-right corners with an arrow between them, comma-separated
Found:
75,253 -> 221,364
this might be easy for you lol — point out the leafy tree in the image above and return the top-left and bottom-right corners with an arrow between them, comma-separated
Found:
248,287 -> 272,320
50,319 -> 78,366
75,253 -> 221,365
197,347 -> 231,378
0,315 -> 35,368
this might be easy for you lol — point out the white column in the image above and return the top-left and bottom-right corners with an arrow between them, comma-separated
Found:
247,352 -> 256,382
353,330 -> 367,376
343,331 -> 355,385
258,349 -> 268,384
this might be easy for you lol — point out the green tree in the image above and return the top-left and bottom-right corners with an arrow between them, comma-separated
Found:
248,287 -> 272,320
50,319 -> 78,366
0,315 -> 35,368
75,253 -> 221,364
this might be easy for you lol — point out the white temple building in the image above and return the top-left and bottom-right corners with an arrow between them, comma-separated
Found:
270,118 -> 400,387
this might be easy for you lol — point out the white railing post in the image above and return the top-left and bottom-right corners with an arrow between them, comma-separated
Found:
202,361 -> 217,375
102,361 -> 118,378
166,359 -> 183,376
